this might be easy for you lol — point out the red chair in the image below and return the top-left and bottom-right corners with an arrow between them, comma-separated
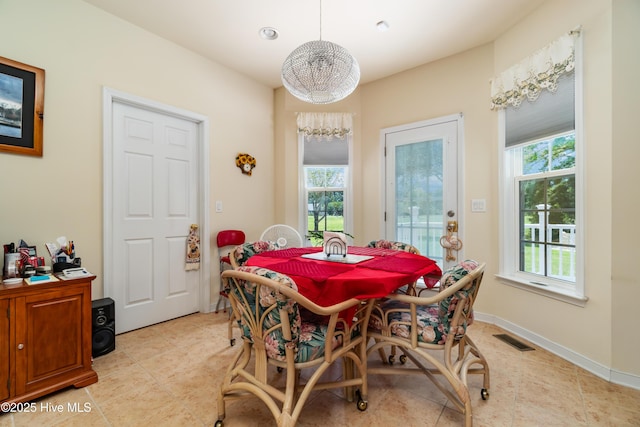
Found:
215,229 -> 245,345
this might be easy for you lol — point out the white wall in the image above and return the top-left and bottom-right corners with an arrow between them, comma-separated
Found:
0,0 -> 275,301
611,0 -> 640,379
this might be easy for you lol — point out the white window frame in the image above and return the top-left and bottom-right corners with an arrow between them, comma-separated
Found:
298,133 -> 353,245
497,39 -> 586,307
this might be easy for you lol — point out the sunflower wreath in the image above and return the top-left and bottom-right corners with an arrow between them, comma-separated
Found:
235,153 -> 256,176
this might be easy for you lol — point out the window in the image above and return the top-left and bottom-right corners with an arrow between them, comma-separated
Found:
299,134 -> 352,246
494,30 -> 585,304
297,113 -> 353,246
514,133 -> 576,285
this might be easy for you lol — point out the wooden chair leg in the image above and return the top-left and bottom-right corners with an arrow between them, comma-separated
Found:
227,306 -> 235,346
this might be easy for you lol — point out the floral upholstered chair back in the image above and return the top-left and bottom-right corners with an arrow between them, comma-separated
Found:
230,240 -> 281,268
228,266 -> 300,362
367,239 -> 420,254
438,260 -> 483,340
369,260 -> 485,345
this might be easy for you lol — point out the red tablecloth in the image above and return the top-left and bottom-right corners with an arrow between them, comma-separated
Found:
245,247 -> 442,310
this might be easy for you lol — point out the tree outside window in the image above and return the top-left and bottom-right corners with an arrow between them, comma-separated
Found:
305,167 -> 346,244
517,133 -> 576,281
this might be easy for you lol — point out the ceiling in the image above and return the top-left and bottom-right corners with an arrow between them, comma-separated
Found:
83,0 -> 544,89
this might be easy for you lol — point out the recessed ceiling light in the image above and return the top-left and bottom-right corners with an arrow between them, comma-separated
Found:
376,20 -> 390,32
259,27 -> 279,40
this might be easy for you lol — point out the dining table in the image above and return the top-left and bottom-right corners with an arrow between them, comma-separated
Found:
245,246 -> 442,318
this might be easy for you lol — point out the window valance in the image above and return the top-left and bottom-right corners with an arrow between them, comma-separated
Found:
490,29 -> 580,110
297,112 -> 353,138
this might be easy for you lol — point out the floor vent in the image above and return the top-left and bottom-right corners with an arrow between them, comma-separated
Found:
493,334 -> 535,351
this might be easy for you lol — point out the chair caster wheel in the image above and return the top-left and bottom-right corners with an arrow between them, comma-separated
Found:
230,338 -> 235,346
388,355 -> 395,364
214,420 -> 224,427
399,354 -> 407,364
355,389 -> 368,411
481,388 -> 489,400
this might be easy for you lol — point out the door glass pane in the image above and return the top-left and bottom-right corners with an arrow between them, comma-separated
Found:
394,139 -> 443,262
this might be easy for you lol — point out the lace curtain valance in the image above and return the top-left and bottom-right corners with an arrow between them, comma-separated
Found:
490,29 -> 580,110
296,112 -> 353,138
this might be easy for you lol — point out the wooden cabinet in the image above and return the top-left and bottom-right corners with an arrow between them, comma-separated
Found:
1,298 -> 9,402
0,276 -> 98,404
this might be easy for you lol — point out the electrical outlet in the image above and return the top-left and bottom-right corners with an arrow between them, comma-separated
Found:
471,199 -> 486,212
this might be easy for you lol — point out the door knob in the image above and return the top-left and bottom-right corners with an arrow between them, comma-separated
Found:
17,343 -> 24,350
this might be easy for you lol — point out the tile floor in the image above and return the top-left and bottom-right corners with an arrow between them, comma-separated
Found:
2,311 -> 640,426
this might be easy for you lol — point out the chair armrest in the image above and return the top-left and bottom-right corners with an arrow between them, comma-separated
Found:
381,262 -> 485,306
222,269 -> 363,315
381,277 -> 468,306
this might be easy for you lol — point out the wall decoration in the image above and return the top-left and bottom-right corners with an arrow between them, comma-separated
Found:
235,153 -> 256,176
185,224 -> 200,271
0,56 -> 45,157
440,220 -> 463,261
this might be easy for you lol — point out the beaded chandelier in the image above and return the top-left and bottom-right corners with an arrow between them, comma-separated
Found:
281,1 -> 360,104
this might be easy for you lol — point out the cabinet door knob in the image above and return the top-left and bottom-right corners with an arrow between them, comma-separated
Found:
17,343 -> 24,350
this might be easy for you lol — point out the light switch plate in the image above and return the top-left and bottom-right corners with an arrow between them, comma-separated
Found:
215,200 -> 223,213
471,199 -> 486,212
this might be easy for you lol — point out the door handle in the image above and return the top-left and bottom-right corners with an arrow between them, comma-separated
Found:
440,220 -> 462,261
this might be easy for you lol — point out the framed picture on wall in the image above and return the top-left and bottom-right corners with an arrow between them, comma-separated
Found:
0,56 -> 45,157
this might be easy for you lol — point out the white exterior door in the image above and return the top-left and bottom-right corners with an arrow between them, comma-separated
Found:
107,96 -> 204,334
382,114 -> 463,271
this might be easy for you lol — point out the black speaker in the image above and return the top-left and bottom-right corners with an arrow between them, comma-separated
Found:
92,297 -> 115,357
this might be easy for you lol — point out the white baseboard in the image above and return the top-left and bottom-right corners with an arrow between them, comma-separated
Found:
208,298 -> 231,314
474,311 -> 640,391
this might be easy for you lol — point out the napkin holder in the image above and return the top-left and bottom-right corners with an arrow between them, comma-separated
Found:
323,232 -> 347,258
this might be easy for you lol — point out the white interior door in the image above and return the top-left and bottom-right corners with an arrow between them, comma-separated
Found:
383,114 -> 463,271
106,96 -> 204,334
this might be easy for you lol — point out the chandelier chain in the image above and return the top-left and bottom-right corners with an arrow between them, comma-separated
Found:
319,0 -> 322,41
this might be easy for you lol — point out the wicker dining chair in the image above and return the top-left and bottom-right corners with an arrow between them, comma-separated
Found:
215,240 -> 282,346
366,239 -> 442,364
215,266 -> 375,427
367,260 -> 489,427
229,240 -> 281,269
215,230 -> 246,346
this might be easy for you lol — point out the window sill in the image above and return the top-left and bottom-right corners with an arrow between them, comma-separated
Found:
496,273 -> 588,307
